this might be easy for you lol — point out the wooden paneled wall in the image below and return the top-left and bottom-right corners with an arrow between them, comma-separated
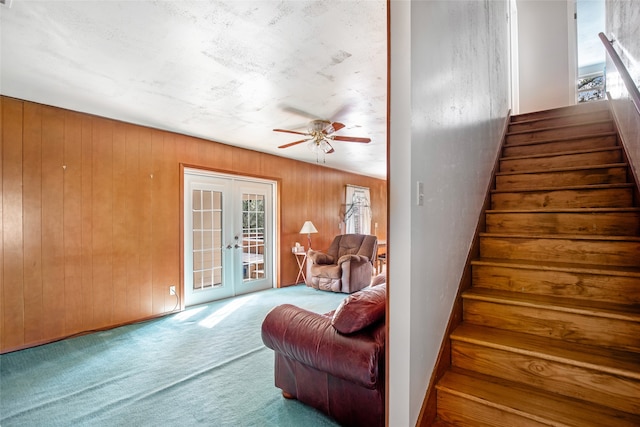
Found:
0,96 -> 387,353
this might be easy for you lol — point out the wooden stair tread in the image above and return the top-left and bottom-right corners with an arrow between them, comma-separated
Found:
511,106 -> 609,121
471,257 -> 640,277
491,182 -> 634,194
509,110 -> 611,130
451,323 -> 640,379
511,101 -> 610,123
462,287 -> 640,322
503,130 -> 617,147
495,162 -> 627,177
500,145 -> 621,162
479,232 -> 640,242
480,233 -> 640,268
437,368 -> 640,427
485,208 -> 640,236
506,119 -> 613,137
486,207 -> 640,214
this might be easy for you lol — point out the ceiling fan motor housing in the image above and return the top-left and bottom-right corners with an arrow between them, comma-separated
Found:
308,119 -> 333,134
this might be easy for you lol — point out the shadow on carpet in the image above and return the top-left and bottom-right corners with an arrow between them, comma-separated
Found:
0,285 -> 348,426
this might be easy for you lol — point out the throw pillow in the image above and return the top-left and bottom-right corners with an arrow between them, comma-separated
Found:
370,273 -> 386,287
331,284 -> 386,334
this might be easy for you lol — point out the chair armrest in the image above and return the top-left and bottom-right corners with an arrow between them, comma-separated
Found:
337,254 -> 370,265
307,250 -> 335,265
261,304 -> 384,388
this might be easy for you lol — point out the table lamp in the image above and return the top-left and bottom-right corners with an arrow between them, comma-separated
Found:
299,221 -> 318,249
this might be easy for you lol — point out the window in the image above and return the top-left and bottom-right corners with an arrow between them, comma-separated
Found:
344,185 -> 371,234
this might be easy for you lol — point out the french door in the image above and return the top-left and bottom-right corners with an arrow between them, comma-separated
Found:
184,169 -> 275,306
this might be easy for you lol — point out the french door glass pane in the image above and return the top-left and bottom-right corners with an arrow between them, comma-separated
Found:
242,193 -> 265,281
192,189 -> 223,291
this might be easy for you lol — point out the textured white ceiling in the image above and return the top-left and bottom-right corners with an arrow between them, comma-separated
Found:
0,0 -> 387,179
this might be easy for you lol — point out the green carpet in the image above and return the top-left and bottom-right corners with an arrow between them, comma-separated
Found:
0,285 -> 347,426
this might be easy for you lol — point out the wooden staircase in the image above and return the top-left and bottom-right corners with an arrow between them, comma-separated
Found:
434,101 -> 640,426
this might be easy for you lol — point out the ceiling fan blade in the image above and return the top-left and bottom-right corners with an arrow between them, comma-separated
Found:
330,135 -> 371,143
326,122 -> 345,133
279,105 -> 318,120
273,128 -> 309,136
325,141 -> 335,154
278,138 -> 311,149
329,104 -> 353,122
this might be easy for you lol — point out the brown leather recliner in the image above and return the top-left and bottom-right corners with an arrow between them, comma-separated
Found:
306,234 -> 377,293
261,281 -> 386,427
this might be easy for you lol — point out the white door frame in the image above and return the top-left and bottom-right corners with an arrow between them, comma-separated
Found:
183,168 -> 277,306
509,0 -> 520,114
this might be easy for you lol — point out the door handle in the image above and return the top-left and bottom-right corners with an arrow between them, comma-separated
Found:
235,244 -> 241,249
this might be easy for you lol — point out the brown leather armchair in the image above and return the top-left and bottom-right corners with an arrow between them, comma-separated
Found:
306,234 -> 377,293
261,281 -> 386,427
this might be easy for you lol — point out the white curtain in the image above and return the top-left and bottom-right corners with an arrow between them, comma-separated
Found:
345,185 -> 371,234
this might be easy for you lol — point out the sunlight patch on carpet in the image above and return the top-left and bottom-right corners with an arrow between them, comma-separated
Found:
199,294 -> 257,328
173,306 -> 207,321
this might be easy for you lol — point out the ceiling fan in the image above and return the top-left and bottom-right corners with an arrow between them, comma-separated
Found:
273,119 -> 371,155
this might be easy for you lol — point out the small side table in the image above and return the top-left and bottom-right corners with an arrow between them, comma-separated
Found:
293,251 -> 307,284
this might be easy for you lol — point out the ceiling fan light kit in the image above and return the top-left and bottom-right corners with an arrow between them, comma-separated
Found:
309,139 -> 333,154
273,118 -> 371,163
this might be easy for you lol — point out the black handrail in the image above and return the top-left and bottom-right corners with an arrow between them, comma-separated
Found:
599,32 -> 640,115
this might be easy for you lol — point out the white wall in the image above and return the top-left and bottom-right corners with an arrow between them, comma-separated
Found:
606,1 -> 640,182
517,0 -> 575,112
389,1 -> 511,425
606,0 -> 640,63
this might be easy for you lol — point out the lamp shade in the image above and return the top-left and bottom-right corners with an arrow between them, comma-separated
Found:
299,221 -> 318,234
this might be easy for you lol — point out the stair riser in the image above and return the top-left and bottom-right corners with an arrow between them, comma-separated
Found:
485,211 -> 640,236
506,122 -> 614,145
480,236 -> 640,267
511,102 -> 610,123
495,167 -> 627,190
451,341 -> 640,415
491,187 -> 634,210
499,149 -> 622,173
437,392 -> 548,427
463,299 -> 640,352
472,264 -> 640,305
508,110 -> 611,133
502,135 -> 617,157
